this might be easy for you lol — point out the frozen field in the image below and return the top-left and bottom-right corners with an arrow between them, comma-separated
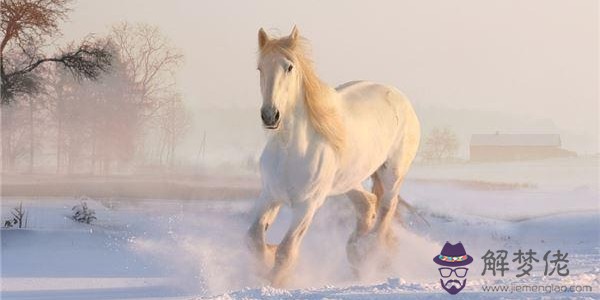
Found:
1,158 -> 599,299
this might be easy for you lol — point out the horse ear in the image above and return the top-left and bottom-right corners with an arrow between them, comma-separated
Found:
290,25 -> 299,42
258,28 -> 269,49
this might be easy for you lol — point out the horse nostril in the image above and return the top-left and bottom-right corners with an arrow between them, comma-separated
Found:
261,108 -> 279,127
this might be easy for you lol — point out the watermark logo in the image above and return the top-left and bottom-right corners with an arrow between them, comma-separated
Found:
481,249 -> 569,277
432,244 -> 588,295
433,241 -> 473,295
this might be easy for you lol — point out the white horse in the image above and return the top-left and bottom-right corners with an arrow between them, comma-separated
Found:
247,26 -> 420,286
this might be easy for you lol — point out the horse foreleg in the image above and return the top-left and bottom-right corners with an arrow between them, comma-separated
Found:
269,200 -> 319,287
247,195 -> 281,274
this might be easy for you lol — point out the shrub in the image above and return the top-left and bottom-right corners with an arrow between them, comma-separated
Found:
72,201 -> 97,224
421,127 -> 459,162
3,202 -> 28,228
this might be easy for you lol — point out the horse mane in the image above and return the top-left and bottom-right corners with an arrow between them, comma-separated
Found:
259,35 -> 346,154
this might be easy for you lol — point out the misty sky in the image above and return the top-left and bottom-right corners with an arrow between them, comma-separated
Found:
59,0 -> 598,159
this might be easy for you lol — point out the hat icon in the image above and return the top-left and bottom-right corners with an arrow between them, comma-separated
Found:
433,242 -> 473,267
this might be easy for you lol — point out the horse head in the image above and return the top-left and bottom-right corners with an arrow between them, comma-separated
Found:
256,26 -> 302,130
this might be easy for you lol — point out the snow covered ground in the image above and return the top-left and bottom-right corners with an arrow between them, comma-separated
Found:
1,157 -> 598,299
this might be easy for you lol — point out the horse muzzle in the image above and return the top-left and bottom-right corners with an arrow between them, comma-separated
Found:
261,108 -> 280,129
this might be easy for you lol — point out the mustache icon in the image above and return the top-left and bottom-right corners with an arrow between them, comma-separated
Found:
444,279 -> 464,288
441,279 -> 466,295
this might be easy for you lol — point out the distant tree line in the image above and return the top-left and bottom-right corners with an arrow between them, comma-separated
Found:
1,0 -> 191,174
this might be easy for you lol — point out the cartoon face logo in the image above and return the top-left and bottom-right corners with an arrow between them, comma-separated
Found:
433,242 -> 473,295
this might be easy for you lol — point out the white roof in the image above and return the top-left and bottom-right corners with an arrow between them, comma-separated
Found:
470,134 -> 561,147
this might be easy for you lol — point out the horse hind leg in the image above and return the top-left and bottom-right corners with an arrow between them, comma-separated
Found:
346,171 -> 401,276
371,172 -> 384,205
371,165 -> 406,249
345,186 -> 377,273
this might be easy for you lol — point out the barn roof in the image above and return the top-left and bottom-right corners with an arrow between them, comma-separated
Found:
470,134 -> 561,147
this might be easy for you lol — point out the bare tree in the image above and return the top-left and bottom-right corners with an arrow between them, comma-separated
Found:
1,0 -> 112,170
109,22 -> 185,167
156,94 -> 191,167
0,0 -> 112,101
50,66 -> 92,173
421,127 -> 459,162
109,22 -> 182,121
1,99 -> 29,168
50,52 -> 139,175
88,56 -> 139,174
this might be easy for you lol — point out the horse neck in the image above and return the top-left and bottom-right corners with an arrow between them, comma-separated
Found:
278,92 -> 311,145
275,83 -> 339,152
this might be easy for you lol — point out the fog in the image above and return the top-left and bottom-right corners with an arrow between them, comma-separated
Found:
55,0 -> 598,163
1,2 -> 598,297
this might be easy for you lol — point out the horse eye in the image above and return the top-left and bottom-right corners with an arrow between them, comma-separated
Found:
287,64 -> 293,73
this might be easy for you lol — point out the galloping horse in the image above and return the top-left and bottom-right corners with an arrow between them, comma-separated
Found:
247,26 -> 420,286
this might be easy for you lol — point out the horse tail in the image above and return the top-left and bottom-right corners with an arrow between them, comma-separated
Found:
397,195 -> 431,228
